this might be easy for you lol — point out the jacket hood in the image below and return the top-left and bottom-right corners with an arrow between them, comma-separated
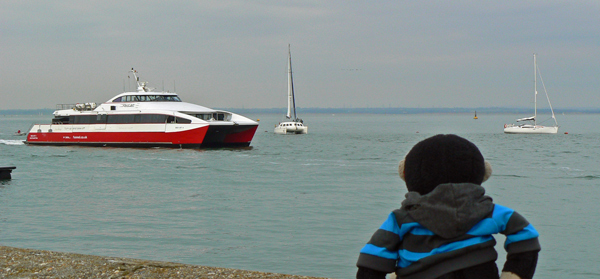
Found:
401,183 -> 493,239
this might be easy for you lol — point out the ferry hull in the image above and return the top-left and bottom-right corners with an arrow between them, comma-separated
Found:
202,124 -> 258,147
25,124 -> 258,148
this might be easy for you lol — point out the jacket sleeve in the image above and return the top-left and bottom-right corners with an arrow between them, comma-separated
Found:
356,212 -> 402,273
494,205 -> 541,254
356,266 -> 388,279
494,205 -> 541,279
502,250 -> 539,279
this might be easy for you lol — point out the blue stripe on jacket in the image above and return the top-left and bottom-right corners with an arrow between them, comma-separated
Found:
358,204 -> 540,270
506,224 -> 539,247
397,235 -> 495,268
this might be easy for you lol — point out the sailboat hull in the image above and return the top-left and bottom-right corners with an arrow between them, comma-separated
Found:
274,121 -> 308,134
504,125 -> 558,134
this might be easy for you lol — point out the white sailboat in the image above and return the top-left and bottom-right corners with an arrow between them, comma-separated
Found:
504,54 -> 558,134
275,44 -> 308,135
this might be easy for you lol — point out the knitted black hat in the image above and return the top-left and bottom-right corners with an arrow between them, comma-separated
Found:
402,134 -> 486,195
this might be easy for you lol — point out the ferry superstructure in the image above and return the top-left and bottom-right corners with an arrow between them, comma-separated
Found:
25,69 -> 258,148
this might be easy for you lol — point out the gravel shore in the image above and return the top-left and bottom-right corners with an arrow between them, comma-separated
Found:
0,246 -> 332,279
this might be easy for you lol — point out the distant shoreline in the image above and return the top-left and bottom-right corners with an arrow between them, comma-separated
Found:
2,107 -> 600,116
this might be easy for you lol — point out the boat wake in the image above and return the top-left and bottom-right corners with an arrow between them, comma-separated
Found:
0,139 -> 25,146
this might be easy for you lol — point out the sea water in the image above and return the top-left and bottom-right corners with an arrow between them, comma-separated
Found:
1,113 -> 599,278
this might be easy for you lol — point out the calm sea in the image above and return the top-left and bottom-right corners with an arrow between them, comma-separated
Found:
1,113 -> 599,279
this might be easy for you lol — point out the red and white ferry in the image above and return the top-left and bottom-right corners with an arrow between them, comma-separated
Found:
26,69 -> 259,148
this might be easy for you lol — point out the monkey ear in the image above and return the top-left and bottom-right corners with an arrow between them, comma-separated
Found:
398,159 -> 406,181
482,161 -> 492,182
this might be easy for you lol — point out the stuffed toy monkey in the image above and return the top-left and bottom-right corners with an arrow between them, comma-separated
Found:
356,134 -> 540,279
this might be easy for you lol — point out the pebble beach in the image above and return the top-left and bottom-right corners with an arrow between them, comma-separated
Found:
0,246 -> 331,279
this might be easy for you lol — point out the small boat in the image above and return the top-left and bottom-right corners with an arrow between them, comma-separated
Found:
14,130 -> 27,136
0,165 -> 16,180
275,45 -> 307,135
504,54 -> 558,134
25,69 -> 259,148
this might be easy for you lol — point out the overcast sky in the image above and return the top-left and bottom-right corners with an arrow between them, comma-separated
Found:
2,1 -> 599,110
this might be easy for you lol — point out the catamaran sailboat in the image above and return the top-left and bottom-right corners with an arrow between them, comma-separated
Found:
504,54 -> 558,134
274,44 -> 307,135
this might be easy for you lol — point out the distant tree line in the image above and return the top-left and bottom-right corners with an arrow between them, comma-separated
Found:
221,107 -> 600,115
2,107 -> 600,116
0,109 -> 54,115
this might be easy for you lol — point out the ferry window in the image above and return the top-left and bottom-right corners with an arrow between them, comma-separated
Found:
52,116 -> 70,124
186,114 -> 212,120
117,95 -> 182,102
211,113 -> 226,121
107,114 -> 135,124
123,96 -> 140,102
139,114 -> 168,123
200,114 -> 211,120
113,115 -> 126,123
107,115 -> 118,124
110,115 -> 126,123
176,117 -> 192,124
167,116 -> 175,123
123,114 -> 135,123
96,114 -> 107,123
72,115 -> 95,124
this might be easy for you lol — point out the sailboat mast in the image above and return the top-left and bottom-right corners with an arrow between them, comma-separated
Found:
534,53 -> 537,126
288,44 -> 298,120
286,46 -> 292,119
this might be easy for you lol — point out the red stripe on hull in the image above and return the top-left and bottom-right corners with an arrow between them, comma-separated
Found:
26,126 -> 209,145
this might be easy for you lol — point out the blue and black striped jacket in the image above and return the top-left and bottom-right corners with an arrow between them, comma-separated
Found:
357,183 -> 540,279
